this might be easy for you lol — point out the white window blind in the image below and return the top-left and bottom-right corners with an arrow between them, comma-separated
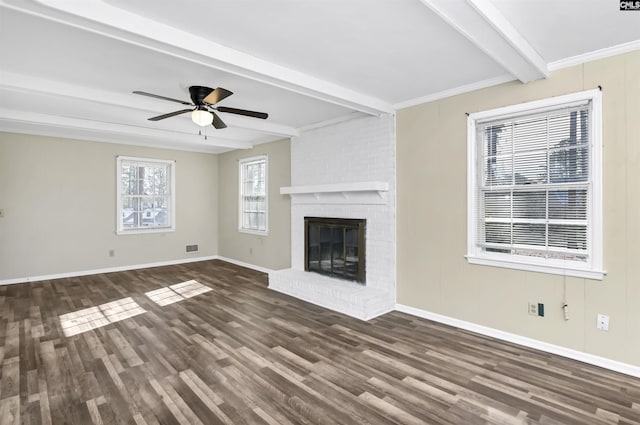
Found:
478,104 -> 590,260
239,156 -> 268,233
467,89 -> 604,279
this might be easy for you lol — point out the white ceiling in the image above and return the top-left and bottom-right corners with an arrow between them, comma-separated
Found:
1,0 -> 638,153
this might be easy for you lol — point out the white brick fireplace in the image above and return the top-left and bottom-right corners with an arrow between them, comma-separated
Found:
269,114 -> 396,320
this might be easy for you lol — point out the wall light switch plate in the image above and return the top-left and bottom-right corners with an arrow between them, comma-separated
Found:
597,314 -> 609,331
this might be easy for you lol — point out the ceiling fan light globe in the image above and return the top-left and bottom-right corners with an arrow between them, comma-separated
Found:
192,109 -> 213,126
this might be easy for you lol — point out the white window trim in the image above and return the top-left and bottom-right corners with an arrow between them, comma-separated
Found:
466,89 -> 605,280
238,155 -> 269,235
116,156 -> 176,235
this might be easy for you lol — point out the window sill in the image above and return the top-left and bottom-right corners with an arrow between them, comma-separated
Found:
238,228 -> 269,236
465,255 -> 606,280
117,227 -> 175,236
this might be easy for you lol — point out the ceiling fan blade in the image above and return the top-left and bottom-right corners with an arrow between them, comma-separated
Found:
148,109 -> 193,121
133,91 -> 193,106
203,87 -> 233,105
211,111 -> 227,129
215,106 -> 268,120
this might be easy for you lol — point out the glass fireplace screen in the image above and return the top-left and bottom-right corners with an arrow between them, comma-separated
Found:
304,217 -> 366,283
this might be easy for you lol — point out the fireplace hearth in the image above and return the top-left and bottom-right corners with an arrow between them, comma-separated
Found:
304,217 -> 366,283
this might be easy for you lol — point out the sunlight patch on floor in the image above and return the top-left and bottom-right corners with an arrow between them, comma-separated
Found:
145,280 -> 212,306
59,297 -> 146,337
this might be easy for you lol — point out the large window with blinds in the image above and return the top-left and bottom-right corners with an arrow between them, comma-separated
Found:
239,155 -> 268,234
467,90 -> 604,279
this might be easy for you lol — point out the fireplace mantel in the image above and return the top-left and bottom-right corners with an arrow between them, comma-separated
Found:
280,181 -> 389,205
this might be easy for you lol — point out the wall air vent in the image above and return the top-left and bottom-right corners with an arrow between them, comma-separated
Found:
185,244 -> 199,253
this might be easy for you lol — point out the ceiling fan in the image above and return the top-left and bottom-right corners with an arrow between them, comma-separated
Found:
133,85 -> 268,129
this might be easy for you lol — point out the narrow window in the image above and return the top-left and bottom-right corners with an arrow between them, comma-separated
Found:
117,156 -> 175,234
239,155 -> 268,234
467,90 -> 603,279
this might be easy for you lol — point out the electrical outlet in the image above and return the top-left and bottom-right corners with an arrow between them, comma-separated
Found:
597,314 -> 609,331
528,302 -> 538,316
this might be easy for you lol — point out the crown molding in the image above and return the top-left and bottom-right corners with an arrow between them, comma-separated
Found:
394,74 -> 514,110
548,40 -> 640,71
395,41 -> 640,109
297,111 -> 369,133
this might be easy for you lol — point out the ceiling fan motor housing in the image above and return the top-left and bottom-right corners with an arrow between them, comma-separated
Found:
189,86 -> 214,105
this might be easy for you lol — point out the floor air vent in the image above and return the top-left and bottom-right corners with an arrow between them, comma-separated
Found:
185,244 -> 199,253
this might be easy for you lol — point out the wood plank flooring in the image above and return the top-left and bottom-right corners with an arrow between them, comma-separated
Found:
1,259 -> 638,425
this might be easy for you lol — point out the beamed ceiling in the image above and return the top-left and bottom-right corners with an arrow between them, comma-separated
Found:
0,0 -> 638,153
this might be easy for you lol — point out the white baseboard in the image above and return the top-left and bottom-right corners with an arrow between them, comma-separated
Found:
0,255 -> 275,285
215,256 -> 274,274
395,303 -> 640,379
0,255 -> 218,285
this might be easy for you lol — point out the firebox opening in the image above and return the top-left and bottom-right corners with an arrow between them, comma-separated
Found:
304,217 -> 366,284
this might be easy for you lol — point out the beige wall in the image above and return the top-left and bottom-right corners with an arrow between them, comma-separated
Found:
0,132 -> 219,280
217,139 -> 291,270
397,51 -> 640,366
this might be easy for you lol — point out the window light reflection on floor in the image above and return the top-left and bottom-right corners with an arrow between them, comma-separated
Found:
145,280 -> 212,306
59,297 -> 146,337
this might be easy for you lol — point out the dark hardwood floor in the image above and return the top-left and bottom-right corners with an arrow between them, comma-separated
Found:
0,260 -> 638,425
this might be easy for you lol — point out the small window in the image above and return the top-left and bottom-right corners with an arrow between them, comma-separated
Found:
467,89 -> 604,279
117,156 -> 175,234
239,155 -> 268,234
